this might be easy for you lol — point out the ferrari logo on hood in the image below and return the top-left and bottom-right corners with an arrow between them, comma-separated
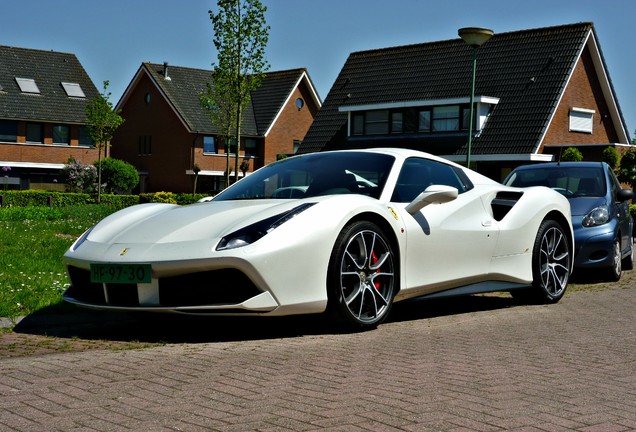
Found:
120,248 -> 130,256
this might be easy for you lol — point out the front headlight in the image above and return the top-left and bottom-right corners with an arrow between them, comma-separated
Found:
582,206 -> 609,227
216,203 -> 315,251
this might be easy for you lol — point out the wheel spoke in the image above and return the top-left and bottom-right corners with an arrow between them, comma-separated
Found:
339,228 -> 395,324
539,226 -> 570,296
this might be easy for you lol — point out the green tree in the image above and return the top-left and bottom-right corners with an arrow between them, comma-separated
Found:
94,158 -> 139,194
85,81 -> 125,202
602,146 -> 620,169
560,147 -> 583,162
618,148 -> 636,187
201,0 -> 270,186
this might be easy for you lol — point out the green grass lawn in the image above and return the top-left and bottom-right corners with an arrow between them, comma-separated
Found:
0,205 -> 117,319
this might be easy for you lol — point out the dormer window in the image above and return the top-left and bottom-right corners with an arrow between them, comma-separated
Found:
15,78 -> 40,94
341,97 -> 499,137
61,82 -> 86,98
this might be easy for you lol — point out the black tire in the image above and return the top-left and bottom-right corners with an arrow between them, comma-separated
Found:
622,240 -> 634,271
607,238 -> 622,281
512,219 -> 571,304
327,221 -> 396,330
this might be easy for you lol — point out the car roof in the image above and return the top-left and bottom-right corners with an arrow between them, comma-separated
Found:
512,161 -> 607,171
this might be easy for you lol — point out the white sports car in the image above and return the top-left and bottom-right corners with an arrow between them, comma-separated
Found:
63,148 -> 574,329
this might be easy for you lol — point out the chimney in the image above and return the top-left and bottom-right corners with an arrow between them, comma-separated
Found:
163,62 -> 171,81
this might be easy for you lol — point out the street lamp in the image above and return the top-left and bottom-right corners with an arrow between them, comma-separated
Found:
458,27 -> 494,167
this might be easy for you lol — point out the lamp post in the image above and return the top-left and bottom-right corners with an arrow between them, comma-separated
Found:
458,27 -> 494,168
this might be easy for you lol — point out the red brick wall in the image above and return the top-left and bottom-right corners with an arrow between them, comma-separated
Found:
1,123 -> 98,164
112,71 -> 319,193
262,80 -> 319,167
112,74 -> 194,193
541,46 -> 619,150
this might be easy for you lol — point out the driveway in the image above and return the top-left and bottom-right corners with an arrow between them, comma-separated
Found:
0,274 -> 635,431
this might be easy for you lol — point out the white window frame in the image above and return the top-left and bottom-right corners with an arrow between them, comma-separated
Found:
569,107 -> 595,134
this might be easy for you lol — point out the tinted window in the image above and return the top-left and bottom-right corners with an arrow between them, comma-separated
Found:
392,158 -> 470,203
214,152 -> 395,201
506,166 -> 606,197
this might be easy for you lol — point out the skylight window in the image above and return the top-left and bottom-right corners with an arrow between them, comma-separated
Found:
61,82 -> 86,98
15,78 -> 40,94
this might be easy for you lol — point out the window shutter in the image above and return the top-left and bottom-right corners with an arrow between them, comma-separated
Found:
569,108 -> 594,133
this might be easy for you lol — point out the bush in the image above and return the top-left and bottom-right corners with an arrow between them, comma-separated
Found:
60,157 -> 98,194
0,191 -> 90,207
94,157 -> 140,193
0,191 -> 139,209
602,147 -> 620,169
139,192 -> 208,205
140,191 -> 178,204
561,147 -> 583,162
618,149 -> 636,188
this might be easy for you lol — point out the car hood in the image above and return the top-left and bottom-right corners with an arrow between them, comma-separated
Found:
85,200 -> 312,245
568,196 -> 607,216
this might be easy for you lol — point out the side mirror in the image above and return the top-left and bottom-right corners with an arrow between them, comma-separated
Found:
617,188 -> 634,202
405,185 -> 458,215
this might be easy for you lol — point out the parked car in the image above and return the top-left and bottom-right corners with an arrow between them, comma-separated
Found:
504,161 -> 633,281
63,148 -> 574,330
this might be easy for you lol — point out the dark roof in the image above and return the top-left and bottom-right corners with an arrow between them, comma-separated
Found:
0,45 -> 100,123
140,63 -> 310,136
300,22 -> 603,155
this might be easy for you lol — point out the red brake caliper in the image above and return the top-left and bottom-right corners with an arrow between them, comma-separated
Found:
371,250 -> 381,290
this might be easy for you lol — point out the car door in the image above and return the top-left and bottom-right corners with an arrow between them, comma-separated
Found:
608,167 -> 633,253
392,158 -> 499,294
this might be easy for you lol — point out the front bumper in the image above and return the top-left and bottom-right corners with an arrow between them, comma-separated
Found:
573,221 -> 616,269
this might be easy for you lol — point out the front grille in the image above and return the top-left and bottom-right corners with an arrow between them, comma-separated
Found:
159,269 -> 261,306
65,266 -> 262,308
66,266 -> 106,305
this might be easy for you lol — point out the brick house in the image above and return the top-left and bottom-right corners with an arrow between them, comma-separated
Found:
111,63 -> 321,194
299,22 -> 632,181
0,46 -> 100,190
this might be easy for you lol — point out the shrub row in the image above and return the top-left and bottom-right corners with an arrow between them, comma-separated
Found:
0,190 -> 209,209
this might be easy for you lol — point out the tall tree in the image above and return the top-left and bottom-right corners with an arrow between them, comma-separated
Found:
201,0 -> 270,186
85,81 -> 125,203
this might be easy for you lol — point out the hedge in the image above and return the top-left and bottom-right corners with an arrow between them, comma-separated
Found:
0,190 -> 210,209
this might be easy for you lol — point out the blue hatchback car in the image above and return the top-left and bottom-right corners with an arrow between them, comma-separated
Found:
504,162 -> 634,281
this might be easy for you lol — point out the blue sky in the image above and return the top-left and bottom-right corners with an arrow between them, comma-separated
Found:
3,0 -> 635,138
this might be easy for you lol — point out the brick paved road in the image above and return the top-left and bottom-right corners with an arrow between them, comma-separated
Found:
1,285 -> 635,431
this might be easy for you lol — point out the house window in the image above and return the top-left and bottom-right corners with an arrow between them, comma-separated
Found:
365,110 -> 389,135
293,140 -> 301,153
15,78 -> 40,94
203,136 -> 216,154
53,125 -> 70,145
352,113 -> 364,135
418,110 -> 431,132
569,108 -> 595,133
26,123 -> 43,143
245,138 -> 257,156
0,120 -> 18,142
432,106 -> 460,131
138,135 -> 152,155
78,126 -> 93,146
462,107 -> 472,130
391,112 -> 403,134
61,82 -> 86,98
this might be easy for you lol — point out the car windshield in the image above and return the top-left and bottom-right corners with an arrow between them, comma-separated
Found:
214,152 -> 395,201
505,166 -> 606,197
